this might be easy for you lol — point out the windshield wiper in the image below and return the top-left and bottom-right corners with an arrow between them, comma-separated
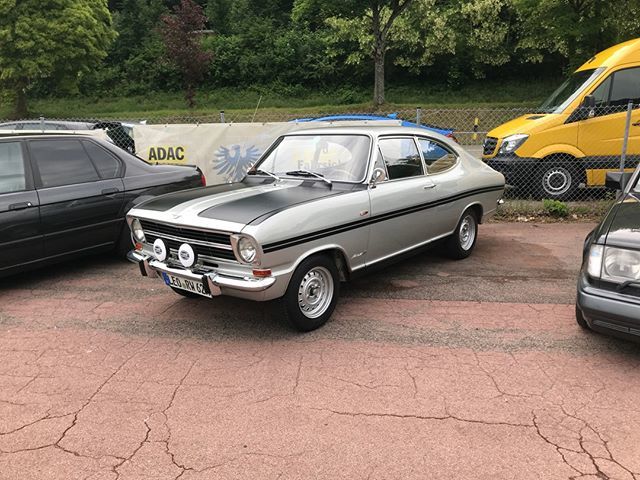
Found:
247,169 -> 280,181
285,169 -> 332,186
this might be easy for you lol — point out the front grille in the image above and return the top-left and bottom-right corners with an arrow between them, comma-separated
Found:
140,220 -> 231,246
483,137 -> 498,156
140,220 -> 236,262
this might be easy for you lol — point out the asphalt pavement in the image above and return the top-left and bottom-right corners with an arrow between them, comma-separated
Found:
1,222 -> 639,480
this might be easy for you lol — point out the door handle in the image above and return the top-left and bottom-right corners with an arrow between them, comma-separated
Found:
101,188 -> 119,195
423,184 -> 436,190
8,201 -> 33,211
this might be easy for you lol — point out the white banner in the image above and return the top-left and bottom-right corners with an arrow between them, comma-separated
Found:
132,121 -> 400,185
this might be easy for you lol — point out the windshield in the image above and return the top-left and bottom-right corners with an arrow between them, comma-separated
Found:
254,134 -> 371,183
539,68 -> 604,113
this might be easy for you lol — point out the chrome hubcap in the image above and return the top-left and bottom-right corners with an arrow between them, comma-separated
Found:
298,266 -> 334,319
459,215 -> 476,251
543,167 -> 572,195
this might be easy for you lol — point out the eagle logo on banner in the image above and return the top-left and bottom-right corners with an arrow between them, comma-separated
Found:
213,145 -> 262,182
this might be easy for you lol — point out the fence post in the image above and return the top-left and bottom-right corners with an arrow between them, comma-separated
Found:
220,110 -> 225,123
416,106 -> 421,125
39,116 -> 44,130
619,101 -> 633,194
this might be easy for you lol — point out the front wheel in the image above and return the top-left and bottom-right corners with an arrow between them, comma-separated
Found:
538,163 -> 580,200
445,209 -> 478,260
281,254 -> 340,332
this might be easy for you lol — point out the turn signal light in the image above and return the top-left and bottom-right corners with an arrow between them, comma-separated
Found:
135,242 -> 143,251
252,269 -> 272,277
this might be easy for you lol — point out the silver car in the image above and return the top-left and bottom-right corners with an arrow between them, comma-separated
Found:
126,126 -> 505,331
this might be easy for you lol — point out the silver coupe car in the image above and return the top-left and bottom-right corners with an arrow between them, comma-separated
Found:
126,126 -> 505,331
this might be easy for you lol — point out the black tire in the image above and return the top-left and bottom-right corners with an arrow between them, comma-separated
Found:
538,160 -> 581,200
281,254 -> 340,332
575,304 -> 590,330
445,209 -> 479,260
114,224 -> 134,258
170,286 -> 202,298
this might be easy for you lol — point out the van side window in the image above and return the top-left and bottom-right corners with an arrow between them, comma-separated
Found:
609,68 -> 640,106
591,77 -> 611,107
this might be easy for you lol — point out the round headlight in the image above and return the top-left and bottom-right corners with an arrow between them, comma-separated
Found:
238,237 -> 257,263
131,218 -> 145,242
178,243 -> 197,268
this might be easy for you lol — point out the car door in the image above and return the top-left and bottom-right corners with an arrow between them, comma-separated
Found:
28,138 -> 125,258
416,136 -> 463,236
578,67 -> 640,173
366,136 -> 438,265
0,140 -> 43,274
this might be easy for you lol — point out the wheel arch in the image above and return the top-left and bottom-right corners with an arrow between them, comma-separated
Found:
290,245 -> 352,282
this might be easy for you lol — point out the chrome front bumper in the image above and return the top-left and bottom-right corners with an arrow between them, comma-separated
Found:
127,250 -> 276,297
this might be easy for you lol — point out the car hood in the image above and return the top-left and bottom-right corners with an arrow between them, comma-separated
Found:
486,113 -> 566,139
135,178 -> 361,227
602,192 -> 640,249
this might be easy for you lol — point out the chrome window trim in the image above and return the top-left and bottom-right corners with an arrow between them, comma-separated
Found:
415,135 -> 460,176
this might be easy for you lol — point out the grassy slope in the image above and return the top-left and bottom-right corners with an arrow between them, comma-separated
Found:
0,80 -> 559,120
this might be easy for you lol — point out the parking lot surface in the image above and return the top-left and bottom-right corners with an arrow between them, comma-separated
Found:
1,222 -> 639,480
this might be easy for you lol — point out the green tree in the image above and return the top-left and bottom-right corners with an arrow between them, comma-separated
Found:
0,0 -> 116,117
294,0 -> 415,107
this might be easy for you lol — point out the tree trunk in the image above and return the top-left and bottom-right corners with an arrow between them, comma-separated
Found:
14,85 -> 28,119
373,48 -> 385,108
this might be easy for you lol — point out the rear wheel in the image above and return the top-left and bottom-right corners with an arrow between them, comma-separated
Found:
445,209 -> 478,260
281,254 -> 340,332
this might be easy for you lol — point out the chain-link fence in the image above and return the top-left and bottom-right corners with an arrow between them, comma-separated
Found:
1,105 -> 637,202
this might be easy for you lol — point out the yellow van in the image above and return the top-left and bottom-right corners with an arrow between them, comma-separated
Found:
483,38 -> 640,199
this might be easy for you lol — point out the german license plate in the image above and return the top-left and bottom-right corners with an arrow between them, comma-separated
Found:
162,272 -> 210,297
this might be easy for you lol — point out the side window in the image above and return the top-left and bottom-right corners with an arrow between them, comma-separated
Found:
609,67 -> 640,106
378,138 -> 423,180
590,76 -> 611,107
82,141 -> 122,179
372,149 -> 388,181
418,138 -> 458,174
30,140 -> 100,188
0,142 -> 27,194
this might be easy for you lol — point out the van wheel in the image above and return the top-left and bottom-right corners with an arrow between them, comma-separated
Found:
538,160 -> 580,200
281,254 -> 340,332
445,209 -> 478,260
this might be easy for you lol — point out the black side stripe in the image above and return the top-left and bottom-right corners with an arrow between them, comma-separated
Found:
262,185 -> 504,253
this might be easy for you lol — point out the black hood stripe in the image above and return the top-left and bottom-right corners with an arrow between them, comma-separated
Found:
263,185 -> 504,253
199,182 -> 364,225
138,182 -> 251,211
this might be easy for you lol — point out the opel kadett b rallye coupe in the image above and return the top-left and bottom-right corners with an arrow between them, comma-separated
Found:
127,126 -> 505,331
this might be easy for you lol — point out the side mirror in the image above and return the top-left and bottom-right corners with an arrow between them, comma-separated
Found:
605,171 -> 633,191
582,95 -> 596,109
369,168 -> 386,187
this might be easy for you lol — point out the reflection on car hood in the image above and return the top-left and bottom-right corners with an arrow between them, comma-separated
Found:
136,179 -> 361,226
605,192 -> 640,249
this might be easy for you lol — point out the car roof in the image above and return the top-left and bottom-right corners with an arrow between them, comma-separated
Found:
285,125 -> 453,141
